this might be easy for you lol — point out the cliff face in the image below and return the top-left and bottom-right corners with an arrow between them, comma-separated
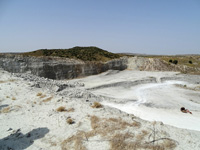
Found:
0,54 -> 128,79
1,54 -> 199,80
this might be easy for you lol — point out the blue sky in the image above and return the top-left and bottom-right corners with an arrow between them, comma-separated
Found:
0,0 -> 200,54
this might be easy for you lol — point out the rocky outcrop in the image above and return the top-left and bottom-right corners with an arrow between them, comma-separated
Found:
0,54 -> 128,79
127,57 -> 200,74
1,54 -> 199,80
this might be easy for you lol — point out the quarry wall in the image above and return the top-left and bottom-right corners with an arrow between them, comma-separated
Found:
1,54 -> 199,80
0,54 -> 128,79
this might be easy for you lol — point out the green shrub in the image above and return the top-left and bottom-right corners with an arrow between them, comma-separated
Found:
22,47 -> 123,62
172,60 -> 178,64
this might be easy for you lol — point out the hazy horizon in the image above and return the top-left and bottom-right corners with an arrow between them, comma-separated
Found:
0,0 -> 200,55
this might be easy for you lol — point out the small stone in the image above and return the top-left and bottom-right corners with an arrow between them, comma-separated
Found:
7,128 -> 13,131
16,129 -> 21,133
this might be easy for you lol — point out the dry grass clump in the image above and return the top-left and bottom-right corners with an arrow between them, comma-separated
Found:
6,96 -> 10,98
61,116 -> 138,150
0,80 -> 6,83
9,79 -> 16,82
91,101 -> 102,108
141,130 -> 149,136
90,116 -> 139,136
110,131 -> 176,150
66,118 -> 75,124
50,141 -> 57,147
0,79 -> 16,83
0,105 -> 22,113
108,118 -> 118,122
61,131 -> 87,150
136,130 -> 149,141
56,106 -> 67,112
90,116 -> 100,130
61,116 -> 177,150
132,121 -> 141,128
37,92 -> 47,98
37,92 -> 42,96
67,108 -> 75,112
0,107 -> 11,113
142,139 -> 177,150
110,133 -> 136,150
12,97 -> 16,100
43,96 -> 53,102
161,139 -> 177,149
40,94 -> 46,98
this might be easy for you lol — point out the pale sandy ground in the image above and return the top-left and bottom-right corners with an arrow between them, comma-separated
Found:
1,68 -> 200,150
75,70 -> 200,131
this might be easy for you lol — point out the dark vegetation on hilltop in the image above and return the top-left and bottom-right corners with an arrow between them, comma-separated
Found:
22,46 -> 123,62
169,59 -> 178,65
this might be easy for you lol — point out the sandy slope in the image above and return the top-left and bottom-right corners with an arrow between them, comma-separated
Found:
76,71 -> 200,130
101,80 -> 200,131
1,69 -> 200,150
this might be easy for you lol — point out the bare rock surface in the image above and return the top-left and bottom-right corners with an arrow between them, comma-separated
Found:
127,57 -> 200,73
1,68 -> 200,150
0,54 -> 128,80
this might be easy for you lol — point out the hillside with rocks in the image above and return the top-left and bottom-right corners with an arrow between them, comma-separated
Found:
1,48 -> 200,150
1,68 -> 200,150
21,46 -> 123,62
0,53 -> 128,80
1,47 -> 200,80
127,57 -> 200,74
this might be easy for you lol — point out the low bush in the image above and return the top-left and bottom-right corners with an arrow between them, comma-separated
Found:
172,60 -> 178,64
43,96 -> 53,102
37,92 -> 42,96
169,59 -> 178,65
91,102 -> 102,108
67,118 -> 74,124
1,107 -> 10,113
56,106 -> 66,112
12,97 -> 16,100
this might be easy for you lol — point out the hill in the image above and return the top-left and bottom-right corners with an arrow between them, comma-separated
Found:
143,55 -> 200,69
22,46 -> 123,62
